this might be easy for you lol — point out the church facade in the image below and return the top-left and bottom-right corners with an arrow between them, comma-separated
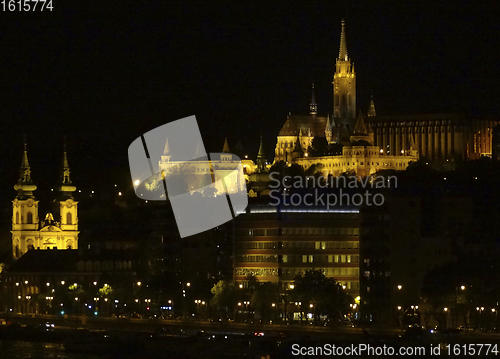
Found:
11,142 -> 79,260
273,20 -> 498,175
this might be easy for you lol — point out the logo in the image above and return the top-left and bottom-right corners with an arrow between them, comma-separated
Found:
128,116 -> 247,237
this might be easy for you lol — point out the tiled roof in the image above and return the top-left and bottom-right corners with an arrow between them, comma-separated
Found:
278,115 -> 328,137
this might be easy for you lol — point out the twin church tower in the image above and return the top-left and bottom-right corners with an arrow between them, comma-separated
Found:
11,139 -> 79,260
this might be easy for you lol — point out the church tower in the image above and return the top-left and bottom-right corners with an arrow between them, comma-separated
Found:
333,19 -> 356,130
11,140 -> 39,259
55,140 -> 79,248
11,139 -> 79,260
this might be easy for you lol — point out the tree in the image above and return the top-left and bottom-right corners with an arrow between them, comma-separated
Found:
250,282 -> 280,322
210,280 -> 236,319
292,269 -> 351,324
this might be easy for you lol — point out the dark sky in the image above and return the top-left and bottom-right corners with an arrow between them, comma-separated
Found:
0,1 -> 499,196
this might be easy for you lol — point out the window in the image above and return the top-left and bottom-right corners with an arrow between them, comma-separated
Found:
15,212 -> 19,224
67,213 -> 72,225
308,255 -> 313,263
328,255 -> 333,263
283,255 -> 288,263
27,212 -> 33,224
302,255 -> 307,263
315,241 -> 326,250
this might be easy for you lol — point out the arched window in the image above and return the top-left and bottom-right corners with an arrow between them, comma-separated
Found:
66,212 -> 72,225
27,212 -> 33,224
15,212 -> 19,224
15,245 -> 19,258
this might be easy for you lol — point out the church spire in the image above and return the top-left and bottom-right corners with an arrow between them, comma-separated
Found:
59,137 -> 76,197
256,136 -> 267,173
338,19 -> 348,61
353,110 -> 367,135
222,137 -> 230,153
309,83 -> 317,115
325,115 -> 332,143
14,137 -> 37,199
61,136 -> 71,184
163,137 -> 170,155
160,138 -> 172,163
367,95 -> 377,117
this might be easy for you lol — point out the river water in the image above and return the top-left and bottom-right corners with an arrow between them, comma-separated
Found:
0,341 -> 100,359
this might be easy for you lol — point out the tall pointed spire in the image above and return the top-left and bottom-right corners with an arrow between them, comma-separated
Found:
20,137 -> 31,181
256,136 -> 267,173
309,83 -> 317,115
14,136 -> 37,198
338,19 -> 348,61
160,137 -> 172,163
325,115 -> 332,143
222,137 -> 230,153
59,136 -> 76,197
353,110 -> 367,135
163,138 -> 170,155
61,136 -> 71,184
367,95 -> 377,117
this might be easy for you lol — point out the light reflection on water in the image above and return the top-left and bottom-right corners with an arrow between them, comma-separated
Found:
0,341 -> 100,359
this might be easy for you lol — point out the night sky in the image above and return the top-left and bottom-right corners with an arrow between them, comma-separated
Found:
0,1 -> 499,200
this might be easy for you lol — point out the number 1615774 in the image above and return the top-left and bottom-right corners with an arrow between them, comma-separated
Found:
2,0 -> 53,11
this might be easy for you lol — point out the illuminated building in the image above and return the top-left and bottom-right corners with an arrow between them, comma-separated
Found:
234,205 -> 360,297
273,20 -> 498,175
151,137 -> 247,196
11,140 -> 79,260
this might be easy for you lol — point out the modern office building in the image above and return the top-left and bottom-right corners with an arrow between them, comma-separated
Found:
234,204 -> 360,297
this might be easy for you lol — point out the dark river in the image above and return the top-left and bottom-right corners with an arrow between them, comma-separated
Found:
0,341 -> 100,359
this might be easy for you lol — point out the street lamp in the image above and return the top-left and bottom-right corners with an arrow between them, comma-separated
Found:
454,285 -> 466,328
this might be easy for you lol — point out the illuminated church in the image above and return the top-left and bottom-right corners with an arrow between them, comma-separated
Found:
11,141 -> 79,260
273,20 -> 498,175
